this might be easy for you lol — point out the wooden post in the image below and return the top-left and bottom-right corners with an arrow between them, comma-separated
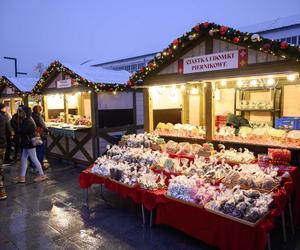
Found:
181,89 -> 189,124
132,90 -> 137,133
199,87 -> 205,126
23,95 -> 29,106
91,90 -> 99,159
64,94 -> 68,123
205,82 -> 215,142
143,89 -> 153,132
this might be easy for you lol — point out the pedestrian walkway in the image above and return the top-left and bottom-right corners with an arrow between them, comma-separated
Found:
0,160 -> 299,250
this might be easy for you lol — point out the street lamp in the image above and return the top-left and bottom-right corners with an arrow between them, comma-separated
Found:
3,57 -> 27,77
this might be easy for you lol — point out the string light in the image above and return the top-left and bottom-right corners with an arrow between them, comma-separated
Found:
266,78 -> 275,86
237,80 -> 244,87
220,80 -> 227,87
287,74 -> 297,81
250,79 -> 257,86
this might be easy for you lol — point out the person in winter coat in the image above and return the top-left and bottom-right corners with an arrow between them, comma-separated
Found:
32,105 -> 48,168
0,103 -> 13,200
10,106 -> 26,160
16,106 -> 46,183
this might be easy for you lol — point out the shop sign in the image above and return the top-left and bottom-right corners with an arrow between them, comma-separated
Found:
179,49 -> 248,74
57,79 -> 72,88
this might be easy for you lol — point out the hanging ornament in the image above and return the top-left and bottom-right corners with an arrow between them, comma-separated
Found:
172,39 -> 180,46
140,67 -> 145,73
156,52 -> 162,59
208,29 -> 215,36
220,26 -> 228,36
193,24 -> 200,32
280,41 -> 289,49
127,80 -> 132,87
233,37 -> 240,44
262,43 -> 271,52
251,34 -> 260,42
202,22 -> 210,29
188,34 -> 195,40
168,48 -> 173,55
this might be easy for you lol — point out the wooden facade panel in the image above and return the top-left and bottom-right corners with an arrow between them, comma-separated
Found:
283,85 -> 300,116
136,92 -> 144,125
46,72 -> 63,89
99,137 -> 109,154
2,87 -> 15,95
73,150 -> 88,161
51,145 -> 63,155
248,49 -> 257,64
158,42 -> 206,76
256,51 -> 268,64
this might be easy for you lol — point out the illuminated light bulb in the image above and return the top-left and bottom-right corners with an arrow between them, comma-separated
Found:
169,86 -> 177,98
157,87 -> 164,95
287,74 -> 296,81
250,79 -> 257,86
237,80 -> 243,87
113,91 -> 117,95
266,78 -> 275,86
88,90 -> 91,94
220,80 -> 227,87
180,85 -> 186,91
190,88 -> 199,95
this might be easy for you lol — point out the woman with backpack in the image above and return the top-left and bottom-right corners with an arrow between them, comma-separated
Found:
16,106 -> 47,183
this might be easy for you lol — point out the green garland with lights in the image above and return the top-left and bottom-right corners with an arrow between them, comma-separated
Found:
128,22 -> 300,86
0,76 -> 28,97
32,61 -> 131,94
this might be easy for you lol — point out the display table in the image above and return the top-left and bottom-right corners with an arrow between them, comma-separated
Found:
79,165 -> 300,250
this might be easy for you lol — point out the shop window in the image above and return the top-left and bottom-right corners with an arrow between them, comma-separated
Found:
98,109 -> 134,128
291,36 -> 297,45
286,37 -> 291,43
153,109 -> 181,129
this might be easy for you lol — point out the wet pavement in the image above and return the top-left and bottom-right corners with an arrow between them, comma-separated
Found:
0,159 -> 299,250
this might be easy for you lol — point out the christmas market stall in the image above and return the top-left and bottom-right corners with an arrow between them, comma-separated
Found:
32,61 -> 144,165
0,76 -> 40,115
128,22 -> 300,165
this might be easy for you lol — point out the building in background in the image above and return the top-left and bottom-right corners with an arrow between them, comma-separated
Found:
93,14 -> 300,73
241,13 -> 300,45
92,52 -> 157,73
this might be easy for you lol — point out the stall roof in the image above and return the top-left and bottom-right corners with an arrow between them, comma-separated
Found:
129,22 -> 300,86
7,77 -> 38,92
62,63 -> 131,84
32,61 -> 132,93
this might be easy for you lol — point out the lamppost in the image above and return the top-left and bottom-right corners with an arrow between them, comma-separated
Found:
3,57 -> 27,77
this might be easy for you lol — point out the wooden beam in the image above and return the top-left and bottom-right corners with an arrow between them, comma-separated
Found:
205,82 -> 215,142
143,89 -> 153,132
91,91 -> 99,159
181,90 -> 189,124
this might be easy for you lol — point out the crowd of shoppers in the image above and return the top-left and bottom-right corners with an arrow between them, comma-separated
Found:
0,103 -> 48,200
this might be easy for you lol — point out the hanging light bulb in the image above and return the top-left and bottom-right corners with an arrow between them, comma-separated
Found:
180,85 -> 186,91
287,74 -> 297,81
220,80 -> 227,87
237,80 -> 244,87
266,78 -> 275,86
250,79 -> 257,86
190,87 -> 199,95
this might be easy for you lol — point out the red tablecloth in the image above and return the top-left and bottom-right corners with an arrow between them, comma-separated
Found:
79,165 -> 300,250
79,168 -> 166,210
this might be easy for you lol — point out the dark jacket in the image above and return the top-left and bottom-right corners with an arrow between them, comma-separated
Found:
0,111 -> 12,148
32,112 -> 48,139
19,116 -> 37,149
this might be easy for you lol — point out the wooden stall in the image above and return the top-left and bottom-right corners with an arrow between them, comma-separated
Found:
32,61 -> 144,165
0,77 -> 40,115
129,22 -> 300,164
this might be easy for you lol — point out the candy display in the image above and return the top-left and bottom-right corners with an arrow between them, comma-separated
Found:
215,148 -> 255,164
216,126 -> 300,148
206,186 -> 273,223
222,164 -> 278,191
268,148 -> 291,165
167,175 -> 225,206
120,133 -> 160,148
73,117 -> 92,126
187,157 -> 231,181
165,140 -> 213,156
138,172 -> 166,190
154,122 -> 205,139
